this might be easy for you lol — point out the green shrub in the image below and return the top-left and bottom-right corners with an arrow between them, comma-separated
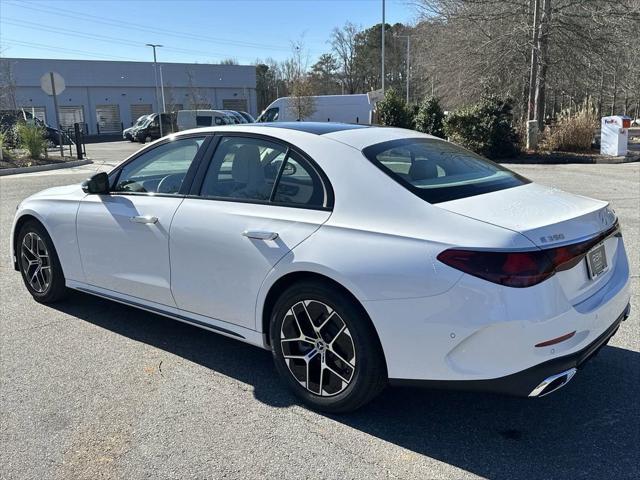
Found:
17,123 -> 46,159
414,96 -> 445,138
541,101 -> 597,152
377,88 -> 412,129
444,97 -> 520,159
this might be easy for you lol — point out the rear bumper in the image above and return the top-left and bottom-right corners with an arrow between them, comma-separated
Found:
390,303 -> 630,396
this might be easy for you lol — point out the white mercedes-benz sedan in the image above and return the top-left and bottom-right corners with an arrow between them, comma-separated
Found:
11,123 -> 631,412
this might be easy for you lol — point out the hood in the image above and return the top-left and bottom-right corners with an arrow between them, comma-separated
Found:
27,183 -> 85,200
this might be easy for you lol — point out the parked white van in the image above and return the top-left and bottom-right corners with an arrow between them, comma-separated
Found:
256,94 -> 373,124
176,110 -> 232,131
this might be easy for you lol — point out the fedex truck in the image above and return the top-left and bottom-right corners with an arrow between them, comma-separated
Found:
256,94 -> 373,124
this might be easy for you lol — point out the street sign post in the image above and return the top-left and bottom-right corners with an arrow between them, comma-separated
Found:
40,72 -> 66,157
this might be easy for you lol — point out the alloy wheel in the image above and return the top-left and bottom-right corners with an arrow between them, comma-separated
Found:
280,300 -> 356,396
20,232 -> 51,293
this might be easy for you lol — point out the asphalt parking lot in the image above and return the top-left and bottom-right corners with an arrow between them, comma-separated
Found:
1,143 -> 638,480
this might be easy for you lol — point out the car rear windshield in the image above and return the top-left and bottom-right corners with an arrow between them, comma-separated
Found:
362,138 -> 529,203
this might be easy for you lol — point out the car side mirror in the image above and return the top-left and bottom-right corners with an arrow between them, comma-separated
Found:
82,172 -> 110,194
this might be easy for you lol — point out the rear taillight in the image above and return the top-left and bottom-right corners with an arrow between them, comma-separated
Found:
436,249 -> 554,288
437,221 -> 621,288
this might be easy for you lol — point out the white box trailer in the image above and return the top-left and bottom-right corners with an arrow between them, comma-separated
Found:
256,94 -> 373,124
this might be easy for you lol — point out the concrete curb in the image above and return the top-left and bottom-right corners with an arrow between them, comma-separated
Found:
0,159 -> 93,177
501,154 -> 639,165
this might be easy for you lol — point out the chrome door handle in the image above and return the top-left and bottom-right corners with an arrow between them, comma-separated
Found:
130,215 -> 158,224
242,230 -> 279,241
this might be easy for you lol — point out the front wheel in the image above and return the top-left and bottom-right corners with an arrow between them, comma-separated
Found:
270,281 -> 387,413
17,221 -> 68,303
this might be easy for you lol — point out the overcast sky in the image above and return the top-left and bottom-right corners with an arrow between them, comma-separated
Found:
1,0 -> 417,65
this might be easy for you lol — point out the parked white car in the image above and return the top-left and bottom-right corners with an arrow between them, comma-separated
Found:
11,123 -> 631,412
176,109 -> 231,131
257,94 -> 373,124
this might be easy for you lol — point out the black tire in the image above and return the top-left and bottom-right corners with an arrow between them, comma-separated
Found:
17,220 -> 68,303
270,280 -> 387,413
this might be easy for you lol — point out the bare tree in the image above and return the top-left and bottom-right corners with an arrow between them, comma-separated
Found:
185,68 -> 210,109
284,42 -> 316,120
0,58 -> 18,111
331,22 -> 361,94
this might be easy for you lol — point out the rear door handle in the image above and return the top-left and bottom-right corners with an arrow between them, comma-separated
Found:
242,230 -> 279,241
130,215 -> 158,224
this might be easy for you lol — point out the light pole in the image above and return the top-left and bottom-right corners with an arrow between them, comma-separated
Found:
159,64 -> 166,113
381,0 -> 385,93
146,43 -> 163,137
396,34 -> 411,103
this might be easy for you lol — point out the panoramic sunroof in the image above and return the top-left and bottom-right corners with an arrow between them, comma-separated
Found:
252,122 -> 371,135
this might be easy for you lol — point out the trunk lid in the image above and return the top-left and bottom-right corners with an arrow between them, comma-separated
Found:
437,183 -> 614,248
437,183 -> 621,304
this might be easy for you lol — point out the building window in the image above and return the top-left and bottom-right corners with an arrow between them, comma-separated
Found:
96,104 -> 122,133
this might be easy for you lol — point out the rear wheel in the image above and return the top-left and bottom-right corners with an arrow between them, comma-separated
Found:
17,221 -> 67,303
270,281 -> 387,413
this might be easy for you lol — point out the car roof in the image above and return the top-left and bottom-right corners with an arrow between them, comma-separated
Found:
172,122 -> 434,150
251,122 -> 370,135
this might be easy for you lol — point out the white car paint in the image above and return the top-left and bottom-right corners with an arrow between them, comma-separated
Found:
10,124 -> 631,394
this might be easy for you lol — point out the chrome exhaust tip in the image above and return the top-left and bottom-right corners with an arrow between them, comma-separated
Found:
529,368 -> 577,397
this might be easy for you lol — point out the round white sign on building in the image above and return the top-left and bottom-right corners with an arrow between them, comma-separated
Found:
40,72 -> 66,96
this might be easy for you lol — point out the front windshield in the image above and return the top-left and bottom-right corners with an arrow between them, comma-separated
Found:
363,138 -> 529,204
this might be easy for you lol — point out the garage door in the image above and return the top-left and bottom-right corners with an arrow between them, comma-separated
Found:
59,106 -> 84,131
96,104 -> 121,133
222,99 -> 248,112
130,104 -> 153,124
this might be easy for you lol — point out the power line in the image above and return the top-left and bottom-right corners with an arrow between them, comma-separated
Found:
7,0 -> 292,53
0,38 -> 139,61
1,17 -> 253,60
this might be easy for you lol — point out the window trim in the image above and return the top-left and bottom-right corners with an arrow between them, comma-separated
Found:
107,133 -> 212,198
188,132 -> 334,211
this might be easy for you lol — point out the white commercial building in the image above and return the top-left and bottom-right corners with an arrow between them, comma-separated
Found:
2,58 -> 257,135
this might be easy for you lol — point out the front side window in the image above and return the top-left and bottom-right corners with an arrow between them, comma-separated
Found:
113,137 -> 205,195
258,107 -> 279,122
363,138 -> 529,203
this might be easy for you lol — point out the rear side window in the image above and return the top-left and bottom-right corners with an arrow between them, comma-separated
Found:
199,136 -> 329,208
272,151 -> 326,208
200,136 -> 287,201
196,115 -> 212,127
363,138 -> 529,203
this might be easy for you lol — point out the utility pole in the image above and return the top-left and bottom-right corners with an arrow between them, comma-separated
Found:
527,0 -> 540,122
381,0 -> 385,93
146,43 -> 163,137
396,34 -> 411,103
159,64 -> 166,113
526,0 -> 540,149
